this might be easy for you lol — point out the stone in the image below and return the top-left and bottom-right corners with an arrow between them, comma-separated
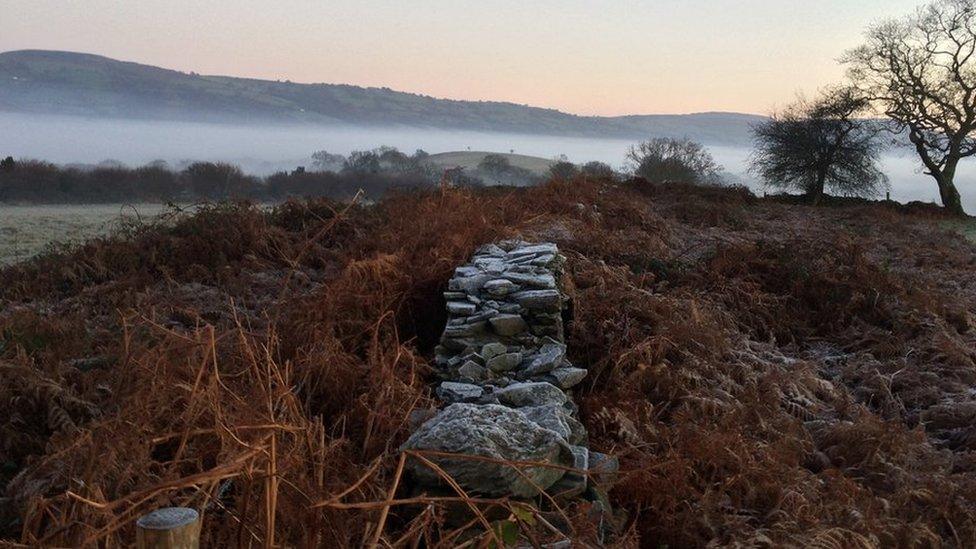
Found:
436,382 -> 485,403
546,367 -> 588,389
523,343 -> 567,376
502,272 -> 557,289
512,290 -> 562,311
443,321 -> 488,338
489,314 -> 528,336
548,445 -> 589,499
588,451 -> 619,489
521,404 -> 587,445
443,291 -> 467,300
480,342 -> 509,361
458,361 -> 487,382
484,278 -> 519,296
449,273 -> 494,293
447,301 -> 477,316
487,352 -> 522,373
475,243 -> 507,257
401,404 -> 574,498
495,382 -> 568,408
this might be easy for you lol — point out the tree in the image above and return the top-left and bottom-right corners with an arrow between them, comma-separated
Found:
343,150 -> 381,174
311,150 -> 346,172
0,156 -> 14,171
750,89 -> 889,204
548,160 -> 579,180
844,0 -> 976,215
580,161 -> 616,179
627,137 -> 722,184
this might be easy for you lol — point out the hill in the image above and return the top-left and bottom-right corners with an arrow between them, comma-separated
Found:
0,50 -> 763,145
2,177 -> 975,546
426,150 -> 554,175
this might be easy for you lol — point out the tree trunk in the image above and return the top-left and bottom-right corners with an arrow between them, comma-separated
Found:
935,158 -> 966,216
809,173 -> 826,206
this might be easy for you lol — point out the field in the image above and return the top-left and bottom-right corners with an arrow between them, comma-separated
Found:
0,204 -> 172,265
427,151 -> 554,175
2,179 -> 976,547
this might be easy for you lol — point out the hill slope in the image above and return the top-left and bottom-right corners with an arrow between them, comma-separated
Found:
0,50 -> 762,144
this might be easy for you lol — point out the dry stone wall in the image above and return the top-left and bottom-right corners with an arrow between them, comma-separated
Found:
402,241 -> 617,533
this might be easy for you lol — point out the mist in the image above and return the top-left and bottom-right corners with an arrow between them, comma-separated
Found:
2,112 -> 975,211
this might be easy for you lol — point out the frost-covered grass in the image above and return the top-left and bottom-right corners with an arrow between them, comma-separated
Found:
0,204 -> 170,265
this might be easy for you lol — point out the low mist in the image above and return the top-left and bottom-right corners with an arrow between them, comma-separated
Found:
1,112 -> 974,211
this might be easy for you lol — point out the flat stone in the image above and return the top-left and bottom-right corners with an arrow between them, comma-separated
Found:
475,243 -> 507,257
489,314 -> 528,336
401,404 -> 574,498
495,382 -> 568,408
502,272 -> 556,289
443,291 -> 467,300
487,352 -> 523,373
484,278 -> 519,296
443,321 -> 488,338
512,290 -> 561,311
447,301 -> 477,316
436,382 -> 485,403
448,273 -> 494,293
547,366 -> 588,389
523,343 -> 567,376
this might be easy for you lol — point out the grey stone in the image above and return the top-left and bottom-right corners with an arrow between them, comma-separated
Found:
495,382 -> 568,408
436,382 -> 485,403
508,243 -> 558,257
548,445 -> 589,499
475,243 -> 507,257
484,278 -> 519,296
447,301 -> 477,316
443,321 -> 488,338
443,291 -> 467,300
458,361 -> 487,382
588,451 -> 619,489
448,273 -> 494,293
547,366 -> 588,389
481,342 -> 509,361
521,404 -> 587,445
489,314 -> 528,336
502,272 -> 557,289
401,404 -> 574,497
523,343 -> 567,376
512,290 -> 562,311
487,352 -> 523,373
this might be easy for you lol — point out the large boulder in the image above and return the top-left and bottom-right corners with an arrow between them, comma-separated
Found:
401,403 -> 574,498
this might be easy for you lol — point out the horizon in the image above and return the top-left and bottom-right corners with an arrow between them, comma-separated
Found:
3,0 -> 921,116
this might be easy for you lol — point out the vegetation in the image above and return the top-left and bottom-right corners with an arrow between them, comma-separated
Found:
750,89 -> 889,204
627,137 -> 723,184
1,174 -> 975,546
845,0 -> 976,216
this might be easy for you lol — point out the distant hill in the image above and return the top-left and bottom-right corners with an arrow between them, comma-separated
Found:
0,50 -> 764,145
427,151 -> 554,175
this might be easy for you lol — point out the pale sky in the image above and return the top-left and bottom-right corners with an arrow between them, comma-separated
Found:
3,0 -> 922,116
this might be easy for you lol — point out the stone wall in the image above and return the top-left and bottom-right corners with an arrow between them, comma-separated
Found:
401,241 -> 617,535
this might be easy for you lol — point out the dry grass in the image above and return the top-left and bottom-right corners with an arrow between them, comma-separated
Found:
2,178 -> 976,547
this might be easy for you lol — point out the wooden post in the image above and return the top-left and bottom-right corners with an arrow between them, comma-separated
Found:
136,507 -> 201,549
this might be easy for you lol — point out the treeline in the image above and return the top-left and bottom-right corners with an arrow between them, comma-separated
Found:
0,149 -> 444,204
0,146 -> 622,204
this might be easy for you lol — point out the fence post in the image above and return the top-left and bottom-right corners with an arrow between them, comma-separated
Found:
136,507 -> 201,549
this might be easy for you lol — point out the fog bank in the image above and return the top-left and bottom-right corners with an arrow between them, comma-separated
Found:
1,112 -> 974,211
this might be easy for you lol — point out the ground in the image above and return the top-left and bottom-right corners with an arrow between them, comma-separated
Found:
1,178 -> 975,547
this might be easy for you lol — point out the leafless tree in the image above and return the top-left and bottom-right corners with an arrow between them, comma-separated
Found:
844,0 -> 976,215
627,137 -> 722,184
750,89 -> 888,204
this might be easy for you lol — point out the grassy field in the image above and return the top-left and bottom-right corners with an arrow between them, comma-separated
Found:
0,204 -> 171,265
426,150 -> 554,175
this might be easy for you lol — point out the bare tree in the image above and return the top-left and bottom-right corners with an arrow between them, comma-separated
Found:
627,137 -> 722,184
750,89 -> 889,204
844,0 -> 976,215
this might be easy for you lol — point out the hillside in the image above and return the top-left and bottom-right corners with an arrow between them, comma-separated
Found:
0,50 -> 762,144
2,177 -> 976,546
426,151 -> 554,175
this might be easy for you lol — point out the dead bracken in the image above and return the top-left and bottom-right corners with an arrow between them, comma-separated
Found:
1,177 -> 976,547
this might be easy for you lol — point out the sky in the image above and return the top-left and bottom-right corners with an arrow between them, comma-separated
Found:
3,0 -> 923,116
